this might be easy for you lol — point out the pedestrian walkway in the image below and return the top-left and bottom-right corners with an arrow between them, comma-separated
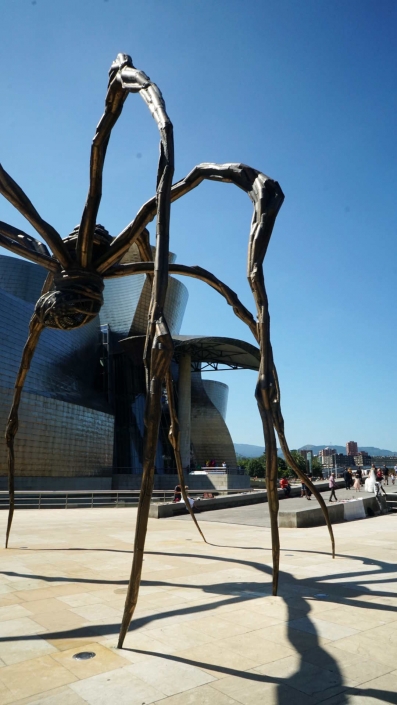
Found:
1,507 -> 397,703
175,485 -> 397,528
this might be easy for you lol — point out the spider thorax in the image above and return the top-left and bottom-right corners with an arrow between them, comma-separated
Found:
35,270 -> 104,330
34,224 -> 111,330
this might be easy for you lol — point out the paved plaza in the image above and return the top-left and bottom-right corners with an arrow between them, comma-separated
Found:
0,507 -> 397,704
175,486 -> 392,528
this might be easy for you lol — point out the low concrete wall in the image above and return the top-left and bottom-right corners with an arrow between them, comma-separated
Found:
279,496 -> 379,528
149,491 -> 266,518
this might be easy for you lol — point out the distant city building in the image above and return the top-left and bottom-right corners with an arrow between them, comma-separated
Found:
371,456 -> 397,468
300,449 -> 313,472
320,453 -> 354,469
319,447 -> 336,458
336,454 -> 355,468
320,455 -> 336,468
346,441 -> 358,456
354,452 -> 371,467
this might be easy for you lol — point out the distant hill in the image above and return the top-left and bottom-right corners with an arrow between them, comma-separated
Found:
234,443 -> 283,458
234,444 -> 264,458
360,447 -> 397,457
299,445 -> 397,457
235,443 -> 397,458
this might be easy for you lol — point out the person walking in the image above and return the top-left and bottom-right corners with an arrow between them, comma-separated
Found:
383,465 -> 389,485
343,468 -> 351,490
353,472 -> 361,492
329,472 -> 338,502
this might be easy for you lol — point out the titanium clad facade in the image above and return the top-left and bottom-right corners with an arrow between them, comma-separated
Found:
0,387 -> 113,477
0,254 -> 47,305
99,243 -> 188,337
191,373 -> 237,468
0,281 -> 113,478
202,379 -> 229,420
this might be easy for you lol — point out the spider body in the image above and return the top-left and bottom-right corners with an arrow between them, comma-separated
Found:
34,270 -> 104,330
34,225 -> 115,329
1,53 -> 334,648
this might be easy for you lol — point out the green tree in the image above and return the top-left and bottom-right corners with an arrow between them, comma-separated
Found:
277,456 -> 289,478
311,456 -> 323,478
246,457 -> 266,478
286,450 -> 307,476
245,454 -> 289,479
237,456 -> 251,473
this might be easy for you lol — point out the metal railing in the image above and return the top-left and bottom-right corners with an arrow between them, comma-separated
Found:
0,488 -> 258,511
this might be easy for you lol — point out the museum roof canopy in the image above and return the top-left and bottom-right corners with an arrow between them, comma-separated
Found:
119,334 -> 260,371
172,335 -> 260,371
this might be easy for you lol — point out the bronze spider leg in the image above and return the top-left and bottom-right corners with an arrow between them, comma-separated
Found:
4,273 -> 53,547
104,160 -> 335,600
107,262 -> 258,339
165,370 -> 207,543
0,223 -> 58,271
108,261 -> 335,559
0,165 -> 70,268
107,260 -> 336,593
76,61 -> 130,267
134,232 -> 206,543
104,54 -> 175,648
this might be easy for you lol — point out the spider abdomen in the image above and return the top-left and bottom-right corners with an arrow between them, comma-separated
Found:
35,270 -> 104,330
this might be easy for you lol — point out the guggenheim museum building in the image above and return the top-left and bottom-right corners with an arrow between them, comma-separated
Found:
0,242 -> 260,490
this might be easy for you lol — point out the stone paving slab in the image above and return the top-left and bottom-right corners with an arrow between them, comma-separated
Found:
0,507 -> 397,703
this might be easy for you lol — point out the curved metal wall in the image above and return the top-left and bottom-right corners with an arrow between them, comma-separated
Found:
202,379 -> 229,420
0,254 -> 47,304
0,388 -> 113,477
100,243 -> 188,337
191,372 -> 237,468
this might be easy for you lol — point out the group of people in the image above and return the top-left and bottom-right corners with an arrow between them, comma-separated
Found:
280,476 -> 311,499
343,464 -> 394,491
172,484 -> 214,510
342,467 -> 362,491
329,465 -> 390,502
329,468 -> 362,502
173,484 -> 195,508
278,463 -> 394,505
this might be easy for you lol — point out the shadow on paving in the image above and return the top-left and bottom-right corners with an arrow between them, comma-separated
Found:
1,548 -> 397,703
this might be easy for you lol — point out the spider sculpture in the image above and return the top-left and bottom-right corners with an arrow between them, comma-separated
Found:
1,53 -> 334,648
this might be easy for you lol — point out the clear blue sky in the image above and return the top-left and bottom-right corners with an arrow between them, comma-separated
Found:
1,0 -> 396,450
